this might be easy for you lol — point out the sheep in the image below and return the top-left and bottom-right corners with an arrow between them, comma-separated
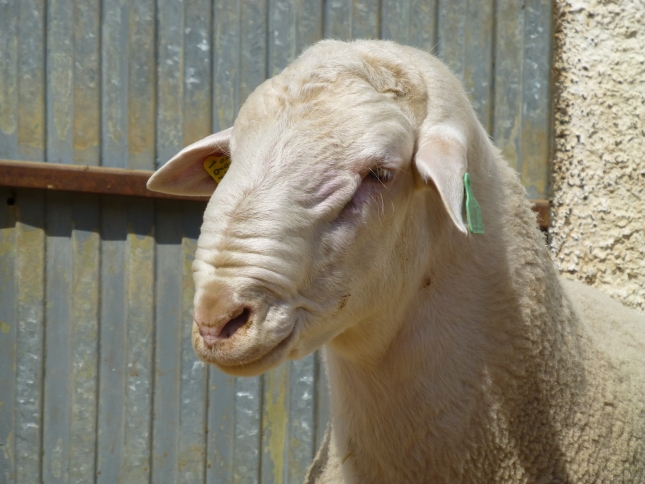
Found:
147,40 -> 645,483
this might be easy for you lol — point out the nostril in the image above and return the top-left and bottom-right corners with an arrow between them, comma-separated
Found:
218,308 -> 251,339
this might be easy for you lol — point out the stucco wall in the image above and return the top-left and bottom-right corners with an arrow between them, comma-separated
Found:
551,0 -> 645,312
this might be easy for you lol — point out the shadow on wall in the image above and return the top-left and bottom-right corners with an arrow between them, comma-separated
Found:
0,187 -> 204,243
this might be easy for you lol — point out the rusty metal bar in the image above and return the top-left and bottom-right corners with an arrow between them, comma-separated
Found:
0,159 -> 209,203
0,159 -> 549,228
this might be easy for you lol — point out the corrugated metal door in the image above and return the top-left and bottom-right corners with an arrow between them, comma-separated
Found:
0,1 -> 552,483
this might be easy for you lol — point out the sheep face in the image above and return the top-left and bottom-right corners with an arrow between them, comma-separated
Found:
194,100 -> 424,375
147,41 -> 472,376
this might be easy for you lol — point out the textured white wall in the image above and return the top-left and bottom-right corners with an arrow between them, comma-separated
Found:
551,0 -> 645,312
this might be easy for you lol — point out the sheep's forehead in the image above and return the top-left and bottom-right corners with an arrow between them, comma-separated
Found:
233,78 -> 414,180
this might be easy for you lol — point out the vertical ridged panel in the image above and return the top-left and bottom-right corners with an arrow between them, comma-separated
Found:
128,0 -> 157,170
233,376 -> 262,484
381,0 -> 410,44
382,0 -> 439,54
122,1 -> 157,479
437,0 -> 466,81
118,2 -> 157,478
351,0 -> 379,39
324,0 -> 351,40
17,0 -> 47,162
286,355 -> 316,484
43,3 -> 102,483
409,0 -> 438,53
464,0 -> 494,131
43,37 -> 73,484
96,0 -> 130,484
156,0 -> 185,166
46,0 -> 73,164
0,188 -> 17,483
239,0 -> 268,104
177,205 -> 208,483
207,367 -> 236,484
68,194 -> 100,484
493,0 -> 524,172
212,0 -> 240,131
96,198 -> 128,484
520,0 -> 552,199
152,201 -> 183,483
0,0 -> 18,159
14,190 -> 46,484
42,193 -> 73,484
72,0 -> 101,165
184,0 -> 213,145
261,365 -> 290,484
313,351 -> 330,451
121,199 -> 155,483
98,1 -> 158,481
2,4 -> 47,478
269,0 -> 296,77
101,0 -> 128,168
295,0 -> 323,53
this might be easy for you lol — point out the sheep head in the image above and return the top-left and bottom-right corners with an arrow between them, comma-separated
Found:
147,40 -> 479,376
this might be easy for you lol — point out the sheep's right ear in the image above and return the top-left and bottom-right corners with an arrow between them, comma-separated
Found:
147,127 -> 232,196
413,127 -> 468,235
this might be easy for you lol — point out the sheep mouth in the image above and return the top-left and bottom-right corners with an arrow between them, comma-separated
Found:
192,322 -> 298,376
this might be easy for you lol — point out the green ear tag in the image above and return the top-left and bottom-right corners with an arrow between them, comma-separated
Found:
203,155 -> 231,183
464,173 -> 484,234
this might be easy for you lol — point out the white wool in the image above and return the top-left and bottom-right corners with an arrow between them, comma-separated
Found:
148,40 -> 645,483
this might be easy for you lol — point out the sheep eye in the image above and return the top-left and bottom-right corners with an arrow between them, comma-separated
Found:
369,167 -> 392,182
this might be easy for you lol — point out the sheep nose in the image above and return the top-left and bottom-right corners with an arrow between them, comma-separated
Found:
196,306 -> 252,345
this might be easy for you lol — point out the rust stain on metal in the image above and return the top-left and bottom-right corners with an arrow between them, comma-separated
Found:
531,199 -> 549,229
0,159 -> 209,202
520,122 -> 549,199
264,366 -> 288,484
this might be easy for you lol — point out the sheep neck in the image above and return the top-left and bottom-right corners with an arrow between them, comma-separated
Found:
322,161 -> 584,480
323,259 -> 502,479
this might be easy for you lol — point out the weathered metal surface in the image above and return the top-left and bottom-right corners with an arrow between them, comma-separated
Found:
122,200 -> 155,484
494,0 -> 553,199
14,190 -> 46,484
0,187 -> 18,483
0,1 -> 553,483
42,193 -> 74,484
96,198 -> 127,484
520,0 -> 552,200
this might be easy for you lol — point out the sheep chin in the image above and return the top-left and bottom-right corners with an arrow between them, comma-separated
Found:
191,319 -> 298,377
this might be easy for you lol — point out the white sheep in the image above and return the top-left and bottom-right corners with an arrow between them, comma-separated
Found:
147,40 -> 645,483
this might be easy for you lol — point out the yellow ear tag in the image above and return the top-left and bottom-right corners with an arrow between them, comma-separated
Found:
203,155 -> 231,183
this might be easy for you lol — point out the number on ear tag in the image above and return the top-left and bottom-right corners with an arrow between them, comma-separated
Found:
464,173 -> 484,234
203,155 -> 231,183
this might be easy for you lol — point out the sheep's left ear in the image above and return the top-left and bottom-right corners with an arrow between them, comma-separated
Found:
147,127 -> 232,196
413,127 -> 468,235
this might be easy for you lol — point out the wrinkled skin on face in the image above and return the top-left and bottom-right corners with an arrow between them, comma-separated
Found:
192,97 -> 423,375
149,40 -> 474,377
